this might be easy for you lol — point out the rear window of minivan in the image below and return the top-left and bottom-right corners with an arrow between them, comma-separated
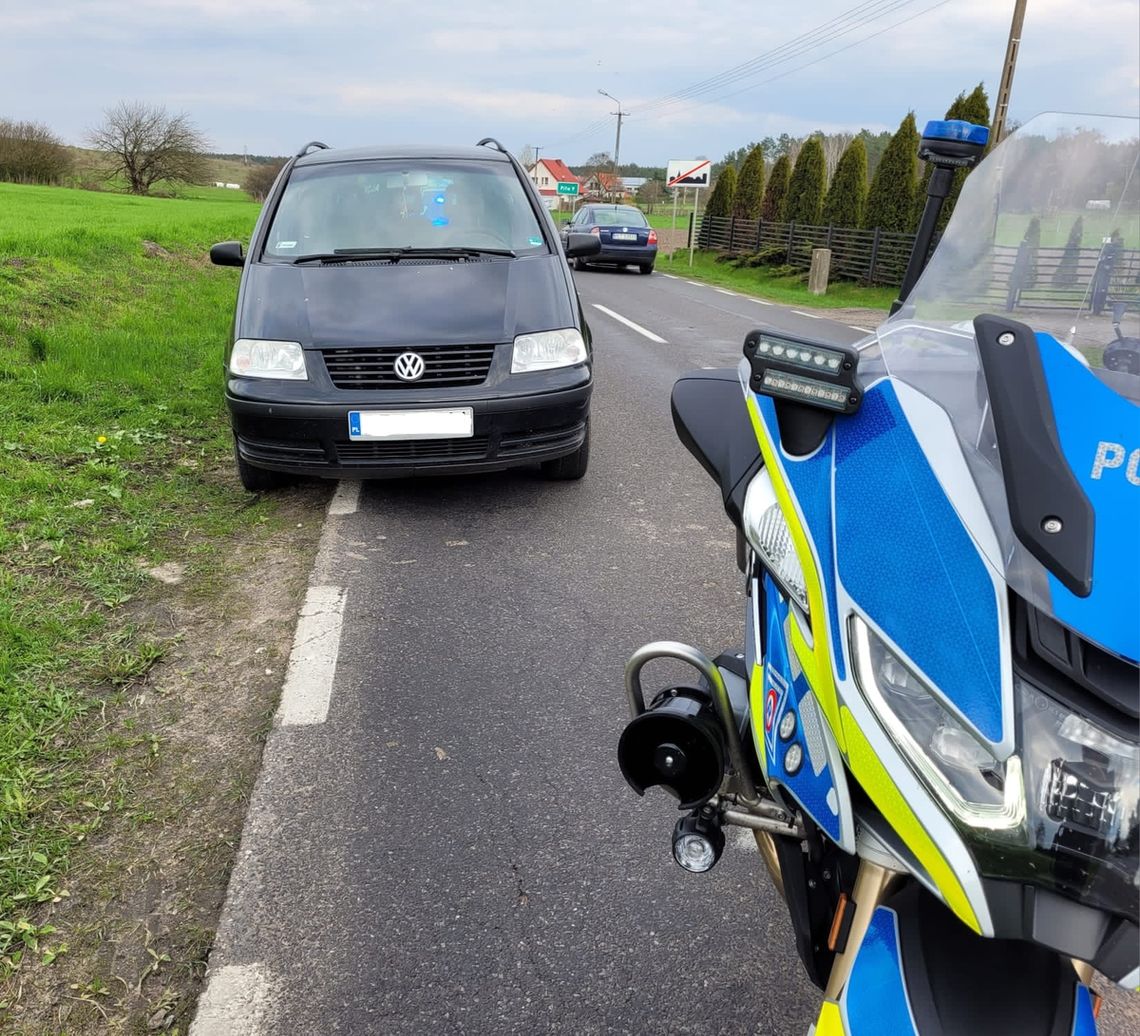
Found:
263,160 -> 550,260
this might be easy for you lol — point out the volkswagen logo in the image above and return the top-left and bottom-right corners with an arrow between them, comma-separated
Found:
394,351 -> 426,382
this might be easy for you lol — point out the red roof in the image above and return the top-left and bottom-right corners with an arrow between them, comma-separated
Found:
537,158 -> 580,185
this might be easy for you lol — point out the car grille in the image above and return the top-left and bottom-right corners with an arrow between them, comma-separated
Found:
238,437 -> 328,465
321,345 -> 497,389
335,437 -> 490,465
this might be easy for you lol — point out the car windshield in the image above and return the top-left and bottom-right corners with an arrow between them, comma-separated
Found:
263,159 -> 549,259
593,208 -> 647,227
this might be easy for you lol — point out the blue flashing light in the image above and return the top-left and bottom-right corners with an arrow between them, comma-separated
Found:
431,217 -> 449,226
922,119 -> 989,146
434,194 -> 445,204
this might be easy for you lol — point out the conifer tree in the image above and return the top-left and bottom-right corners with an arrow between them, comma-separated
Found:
822,137 -> 867,228
864,113 -> 919,232
704,164 -> 737,219
785,137 -> 826,226
733,145 -> 765,220
761,155 -> 791,222
1052,216 -> 1084,286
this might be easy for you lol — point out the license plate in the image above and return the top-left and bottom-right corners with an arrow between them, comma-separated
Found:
612,232 -> 637,241
348,408 -> 473,441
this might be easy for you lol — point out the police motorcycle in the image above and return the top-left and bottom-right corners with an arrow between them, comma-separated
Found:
617,113 -> 1139,1034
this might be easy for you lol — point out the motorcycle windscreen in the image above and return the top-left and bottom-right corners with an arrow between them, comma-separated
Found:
877,112 -> 1140,666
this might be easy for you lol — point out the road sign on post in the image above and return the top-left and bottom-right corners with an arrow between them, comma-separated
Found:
666,159 -> 711,189
556,182 -> 580,196
668,161 -> 710,268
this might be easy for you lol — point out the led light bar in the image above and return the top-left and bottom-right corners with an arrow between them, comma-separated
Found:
743,329 -> 861,415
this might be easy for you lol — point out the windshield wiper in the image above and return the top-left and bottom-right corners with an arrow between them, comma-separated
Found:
291,246 -> 515,265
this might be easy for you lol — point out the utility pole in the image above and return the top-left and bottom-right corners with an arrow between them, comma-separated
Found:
991,0 -> 1028,144
598,89 -> 628,201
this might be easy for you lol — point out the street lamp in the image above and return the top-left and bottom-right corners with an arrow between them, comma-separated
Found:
598,89 -> 628,200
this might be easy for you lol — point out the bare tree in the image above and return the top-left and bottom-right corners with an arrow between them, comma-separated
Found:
244,160 -> 286,202
88,102 -> 209,195
0,118 -> 72,184
819,132 -> 856,183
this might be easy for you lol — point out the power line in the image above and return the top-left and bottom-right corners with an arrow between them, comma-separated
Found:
630,0 -> 922,118
635,0 -> 953,127
546,0 -> 946,155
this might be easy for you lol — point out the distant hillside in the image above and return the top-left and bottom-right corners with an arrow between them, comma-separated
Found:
62,146 -> 286,192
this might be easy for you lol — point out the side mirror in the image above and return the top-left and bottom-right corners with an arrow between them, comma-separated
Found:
565,232 -> 601,259
210,241 -> 245,267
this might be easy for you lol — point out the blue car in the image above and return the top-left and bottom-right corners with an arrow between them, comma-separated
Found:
562,204 -> 657,275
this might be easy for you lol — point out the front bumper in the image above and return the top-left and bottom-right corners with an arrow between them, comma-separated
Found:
228,380 -> 591,479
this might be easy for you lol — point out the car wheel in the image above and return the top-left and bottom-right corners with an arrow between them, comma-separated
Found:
639,263 -> 654,275
540,423 -> 589,481
573,256 -> 590,272
234,442 -> 293,492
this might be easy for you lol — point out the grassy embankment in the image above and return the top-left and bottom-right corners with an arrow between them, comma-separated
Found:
661,249 -> 896,311
0,183 -> 267,971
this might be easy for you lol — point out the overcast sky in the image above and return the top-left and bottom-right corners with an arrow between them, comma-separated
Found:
3,0 -> 1137,166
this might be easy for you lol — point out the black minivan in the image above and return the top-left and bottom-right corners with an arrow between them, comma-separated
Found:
210,139 -> 601,490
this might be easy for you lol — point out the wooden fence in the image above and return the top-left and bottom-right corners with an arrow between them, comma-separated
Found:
695,215 -> 919,286
695,214 -> 1140,311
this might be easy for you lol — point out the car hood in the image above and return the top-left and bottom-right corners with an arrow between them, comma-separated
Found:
238,255 -> 576,348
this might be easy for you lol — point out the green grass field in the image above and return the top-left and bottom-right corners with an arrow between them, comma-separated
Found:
0,183 -> 268,968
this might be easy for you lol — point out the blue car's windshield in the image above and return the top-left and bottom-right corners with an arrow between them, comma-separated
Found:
263,159 -> 549,259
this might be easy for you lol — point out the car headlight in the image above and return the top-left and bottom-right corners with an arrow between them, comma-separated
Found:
511,329 -> 587,373
850,616 -> 1025,830
229,339 -> 307,379
741,475 -> 809,616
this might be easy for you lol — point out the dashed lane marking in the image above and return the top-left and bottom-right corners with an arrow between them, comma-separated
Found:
592,303 -> 668,344
792,310 -> 823,320
327,480 -> 361,516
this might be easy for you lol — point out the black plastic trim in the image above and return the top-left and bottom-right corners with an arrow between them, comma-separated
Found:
294,140 -> 330,158
890,883 -> 1076,1036
974,315 -> 1094,597
671,369 -> 763,529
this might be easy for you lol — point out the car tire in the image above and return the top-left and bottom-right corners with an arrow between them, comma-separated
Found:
234,442 -> 293,492
540,424 -> 589,481
639,263 -> 654,275
573,256 -> 590,272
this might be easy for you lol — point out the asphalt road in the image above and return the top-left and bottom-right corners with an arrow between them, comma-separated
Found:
194,271 -> 871,1035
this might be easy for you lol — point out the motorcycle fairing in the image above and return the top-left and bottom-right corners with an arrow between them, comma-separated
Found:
832,379 -> 1009,748
744,373 -> 991,933
760,573 -> 851,847
743,371 -> 847,747
838,906 -> 919,1036
1036,332 -> 1140,663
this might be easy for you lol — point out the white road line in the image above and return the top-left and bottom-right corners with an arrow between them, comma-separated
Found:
661,273 -> 678,279
685,280 -> 702,286
191,963 -> 275,1035
592,303 -> 668,344
327,480 -> 361,516
792,310 -> 823,320
750,298 -> 774,306
715,288 -> 737,296
276,585 -> 347,726
851,326 -> 875,334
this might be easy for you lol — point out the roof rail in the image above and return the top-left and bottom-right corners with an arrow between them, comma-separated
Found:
476,137 -> 508,154
294,141 -> 331,158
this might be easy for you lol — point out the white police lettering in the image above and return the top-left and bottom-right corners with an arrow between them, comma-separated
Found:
1091,441 -> 1140,485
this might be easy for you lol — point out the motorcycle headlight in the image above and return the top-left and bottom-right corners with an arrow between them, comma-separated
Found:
229,339 -> 307,379
1017,678 -> 1139,915
850,616 -> 1025,830
510,328 -> 587,373
741,476 -> 809,615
